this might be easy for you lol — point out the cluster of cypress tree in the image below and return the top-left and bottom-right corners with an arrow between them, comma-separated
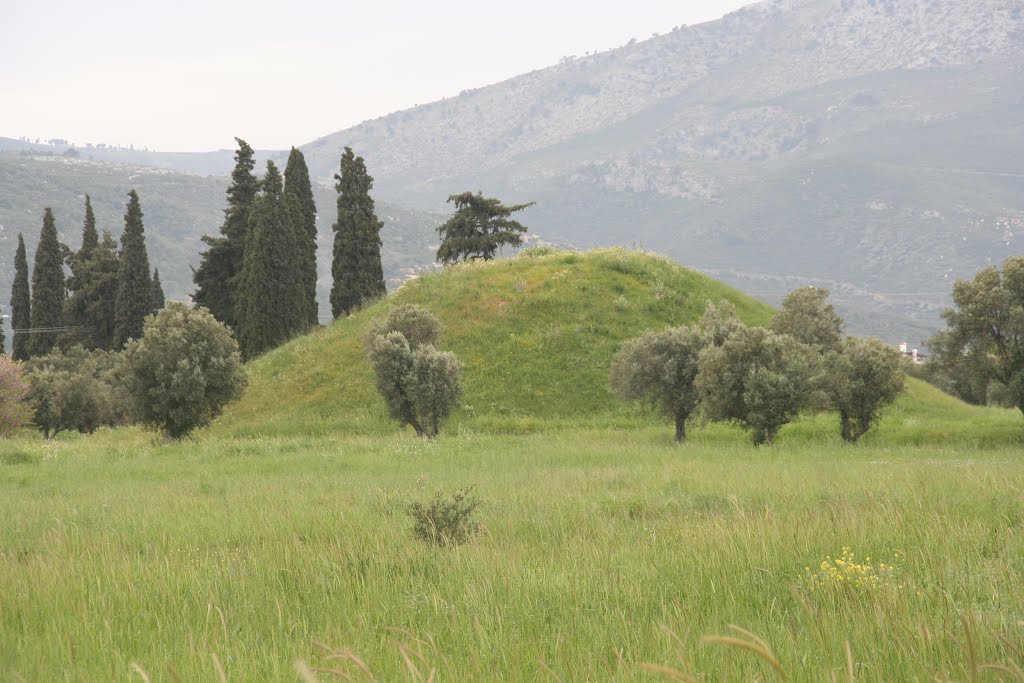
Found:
8,192 -> 164,359
192,140 -> 319,360
193,140 -> 387,360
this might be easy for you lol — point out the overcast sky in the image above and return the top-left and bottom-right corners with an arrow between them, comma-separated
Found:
1,0 -> 753,152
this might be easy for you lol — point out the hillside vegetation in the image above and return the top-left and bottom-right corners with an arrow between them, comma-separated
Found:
214,249 -> 773,436
215,248 -> 1023,445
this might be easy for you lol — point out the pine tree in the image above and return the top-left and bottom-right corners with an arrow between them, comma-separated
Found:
235,161 -> 306,360
151,268 -> 165,311
29,208 -> 66,357
64,231 -> 119,350
193,137 -> 259,330
330,147 -> 386,318
435,192 -> 534,264
10,234 -> 31,360
113,190 -> 154,349
284,147 -> 319,327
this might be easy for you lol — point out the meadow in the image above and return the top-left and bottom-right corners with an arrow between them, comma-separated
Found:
2,411 -> 1023,681
2,250 -> 1022,680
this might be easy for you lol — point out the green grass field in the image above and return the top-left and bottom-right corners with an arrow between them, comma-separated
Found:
2,250 -> 1023,680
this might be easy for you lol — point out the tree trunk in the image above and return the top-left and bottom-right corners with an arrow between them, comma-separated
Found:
674,414 -> 687,443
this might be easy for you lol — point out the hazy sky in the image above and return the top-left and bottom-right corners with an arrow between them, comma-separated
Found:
1,0 -> 752,152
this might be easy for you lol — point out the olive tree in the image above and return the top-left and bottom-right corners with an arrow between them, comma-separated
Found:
610,326 -> 705,443
367,306 -> 462,437
25,347 -> 122,438
696,326 -> 817,445
824,337 -> 905,443
121,303 -> 247,439
929,258 -> 1024,415
771,286 -> 843,353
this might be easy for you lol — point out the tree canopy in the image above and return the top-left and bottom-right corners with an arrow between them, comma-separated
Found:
29,208 -> 66,357
436,192 -> 534,265
112,190 -> 154,349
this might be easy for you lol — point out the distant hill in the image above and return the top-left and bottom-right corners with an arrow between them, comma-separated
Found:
210,248 -> 775,437
0,153 -> 443,325
299,0 -> 1024,345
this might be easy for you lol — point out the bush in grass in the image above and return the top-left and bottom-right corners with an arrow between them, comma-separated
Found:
697,326 -> 817,445
367,306 -> 462,438
610,326 -> 705,443
0,356 -> 32,437
121,303 -> 247,439
26,346 -> 124,438
407,487 -> 480,546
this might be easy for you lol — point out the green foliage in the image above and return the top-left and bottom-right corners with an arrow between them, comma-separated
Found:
929,257 -> 1024,416
193,138 -> 259,331
435,191 -> 534,265
770,286 -> 843,353
824,337 -> 905,443
65,229 -> 119,351
283,147 -> 319,327
368,304 -> 442,349
697,326 -> 817,445
121,303 -> 247,439
78,195 -> 98,259
0,355 -> 32,436
10,234 -> 31,361
28,208 -> 66,357
236,161 -> 308,360
610,326 -> 705,442
25,347 -> 122,438
367,331 -> 463,438
330,147 -> 386,318
698,299 -> 745,348
112,190 -> 153,349
150,269 -> 165,311
407,487 -> 481,546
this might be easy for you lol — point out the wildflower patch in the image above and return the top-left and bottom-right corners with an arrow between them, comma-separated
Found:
805,547 -> 902,592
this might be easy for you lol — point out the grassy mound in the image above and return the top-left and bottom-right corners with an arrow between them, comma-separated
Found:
213,248 -> 774,437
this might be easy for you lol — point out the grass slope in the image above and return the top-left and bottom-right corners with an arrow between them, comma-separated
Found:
213,248 -> 774,437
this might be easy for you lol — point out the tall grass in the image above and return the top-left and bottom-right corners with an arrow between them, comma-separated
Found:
1,428 -> 1022,680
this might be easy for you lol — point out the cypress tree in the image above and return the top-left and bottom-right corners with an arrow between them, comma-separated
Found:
193,137 -> 259,330
29,208 -> 66,357
284,147 -> 319,327
0,305 -> 5,354
64,195 -> 107,349
330,147 -> 385,318
152,268 -> 165,311
64,231 -> 119,350
113,190 -> 153,349
10,234 -> 31,360
236,161 -> 305,360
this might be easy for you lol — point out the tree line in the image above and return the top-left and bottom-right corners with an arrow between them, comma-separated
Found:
8,190 -> 163,359
611,288 -> 905,445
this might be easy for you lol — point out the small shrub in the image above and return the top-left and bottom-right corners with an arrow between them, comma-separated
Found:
407,487 -> 481,546
0,449 -> 34,465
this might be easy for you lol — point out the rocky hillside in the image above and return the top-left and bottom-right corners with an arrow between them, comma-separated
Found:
301,0 -> 1024,343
